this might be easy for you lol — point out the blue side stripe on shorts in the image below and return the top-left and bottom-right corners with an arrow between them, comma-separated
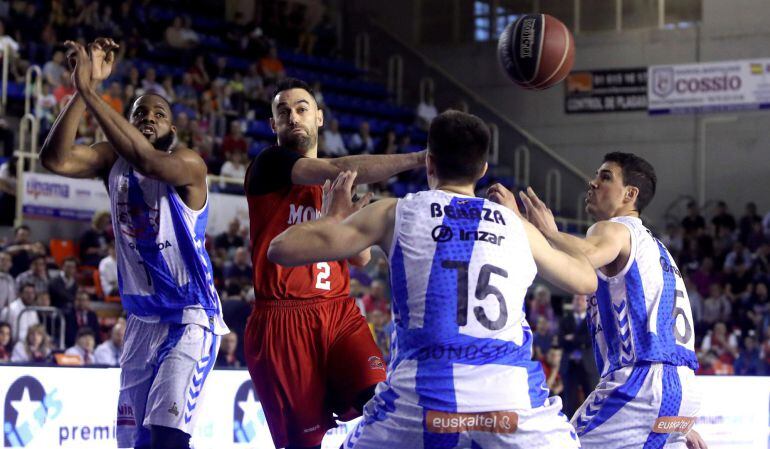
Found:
185,331 -> 219,424
577,363 -> 650,436
642,365 -> 682,449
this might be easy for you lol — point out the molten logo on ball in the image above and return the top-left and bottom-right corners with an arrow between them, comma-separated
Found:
519,17 -> 536,58
498,14 -> 575,90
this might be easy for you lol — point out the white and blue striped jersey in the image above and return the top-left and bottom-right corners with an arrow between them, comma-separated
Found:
385,190 -> 548,413
589,216 -> 698,377
108,157 -> 227,334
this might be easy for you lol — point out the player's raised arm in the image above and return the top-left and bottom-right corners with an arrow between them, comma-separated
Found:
268,171 -> 395,266
290,149 -> 426,186
488,183 -> 596,294
39,39 -> 118,179
519,187 -> 627,269
69,39 -> 205,189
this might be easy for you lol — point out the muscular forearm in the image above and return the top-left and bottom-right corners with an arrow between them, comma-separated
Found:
269,216 -> 363,266
39,94 -> 88,168
548,231 -> 605,269
330,151 -> 424,184
80,88 -> 159,172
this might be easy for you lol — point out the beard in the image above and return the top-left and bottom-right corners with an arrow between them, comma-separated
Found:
152,132 -> 176,152
280,126 -> 316,151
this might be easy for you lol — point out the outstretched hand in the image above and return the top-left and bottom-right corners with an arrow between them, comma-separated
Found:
686,429 -> 707,449
487,183 -> 523,218
64,40 -> 92,93
64,37 -> 119,92
321,171 -> 373,221
519,187 -> 559,238
89,37 -> 119,84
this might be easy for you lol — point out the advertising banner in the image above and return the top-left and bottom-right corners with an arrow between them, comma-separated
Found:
0,366 -> 766,448
0,366 -> 357,449
21,173 -> 248,236
648,58 -> 770,114
565,68 -> 648,113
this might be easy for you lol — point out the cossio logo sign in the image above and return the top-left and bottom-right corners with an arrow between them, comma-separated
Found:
233,380 -> 266,443
652,66 -> 742,98
3,376 -> 62,447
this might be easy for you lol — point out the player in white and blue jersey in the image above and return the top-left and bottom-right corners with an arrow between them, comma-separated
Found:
267,110 -> 599,448
40,39 -> 227,449
520,153 -> 707,449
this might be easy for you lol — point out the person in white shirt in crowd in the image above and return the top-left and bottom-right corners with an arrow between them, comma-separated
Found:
10,323 -> 50,363
165,16 -> 199,50
348,121 -> 374,154
0,283 -> 38,342
322,118 -> 347,157
99,244 -> 118,296
65,326 -> 97,365
43,51 -> 67,88
415,95 -> 438,131
0,251 -> 15,312
94,318 -> 126,366
219,150 -> 248,192
0,19 -> 25,80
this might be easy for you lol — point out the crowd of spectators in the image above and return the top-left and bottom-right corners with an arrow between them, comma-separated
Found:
0,0 -> 432,194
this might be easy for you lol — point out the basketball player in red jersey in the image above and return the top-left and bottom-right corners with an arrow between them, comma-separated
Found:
243,78 -> 427,449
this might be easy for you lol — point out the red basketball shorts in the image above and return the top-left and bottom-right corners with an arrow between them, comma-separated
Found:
244,297 -> 386,448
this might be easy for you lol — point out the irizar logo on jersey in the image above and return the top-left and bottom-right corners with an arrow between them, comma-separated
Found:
288,204 -> 322,225
430,203 -> 506,225
431,225 -> 506,246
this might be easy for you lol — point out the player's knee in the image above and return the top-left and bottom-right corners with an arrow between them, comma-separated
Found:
150,425 -> 190,449
353,385 -> 377,412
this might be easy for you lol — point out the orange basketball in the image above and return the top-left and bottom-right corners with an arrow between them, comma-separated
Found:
497,14 -> 575,90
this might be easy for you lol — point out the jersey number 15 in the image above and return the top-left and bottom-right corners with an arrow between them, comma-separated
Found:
443,261 -> 509,331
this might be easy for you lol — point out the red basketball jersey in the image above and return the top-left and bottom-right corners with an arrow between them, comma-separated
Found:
245,146 -> 350,301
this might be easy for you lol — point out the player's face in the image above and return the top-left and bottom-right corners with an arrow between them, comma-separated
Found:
586,162 -> 629,220
270,88 -> 323,153
130,96 -> 176,151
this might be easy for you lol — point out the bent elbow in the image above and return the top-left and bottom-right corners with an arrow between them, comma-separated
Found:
578,272 -> 598,295
39,151 -> 61,174
581,281 -> 598,295
267,239 -> 295,266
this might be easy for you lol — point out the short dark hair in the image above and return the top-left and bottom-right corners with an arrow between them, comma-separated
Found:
20,282 -> 36,292
131,93 -> 173,117
603,152 -> 657,213
271,77 -> 314,101
62,256 -> 78,266
76,326 -> 95,339
428,110 -> 490,184
14,225 -> 29,235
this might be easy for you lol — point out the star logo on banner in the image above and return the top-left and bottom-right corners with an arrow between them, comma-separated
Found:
238,389 -> 264,425
11,387 -> 43,426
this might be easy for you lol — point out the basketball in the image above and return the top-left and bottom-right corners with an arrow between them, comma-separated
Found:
497,14 -> 575,90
